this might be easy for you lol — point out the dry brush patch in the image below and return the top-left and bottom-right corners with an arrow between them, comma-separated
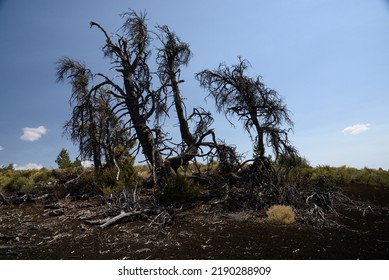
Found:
266,205 -> 296,225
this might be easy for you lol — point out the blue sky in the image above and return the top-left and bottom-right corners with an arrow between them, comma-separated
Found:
0,0 -> 389,170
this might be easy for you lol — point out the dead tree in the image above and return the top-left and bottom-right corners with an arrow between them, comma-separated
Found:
58,11 -> 223,188
196,58 -> 299,204
56,60 -> 132,173
196,57 -> 297,160
88,11 -> 176,184
56,58 -> 103,172
155,25 -> 216,171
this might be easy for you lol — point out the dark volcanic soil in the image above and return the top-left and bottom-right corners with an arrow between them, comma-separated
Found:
0,184 -> 388,260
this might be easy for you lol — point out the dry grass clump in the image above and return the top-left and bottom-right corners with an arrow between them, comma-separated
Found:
266,205 -> 296,225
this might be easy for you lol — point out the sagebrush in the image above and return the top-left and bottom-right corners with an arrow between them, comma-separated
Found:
266,205 -> 296,225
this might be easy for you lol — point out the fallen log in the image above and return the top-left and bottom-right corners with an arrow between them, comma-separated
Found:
84,217 -> 111,225
31,194 -> 49,201
99,211 -> 142,229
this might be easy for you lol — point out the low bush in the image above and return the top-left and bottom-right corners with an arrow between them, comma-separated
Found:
97,159 -> 139,197
266,205 -> 296,225
97,166 -> 120,190
52,167 -> 100,198
31,168 -> 51,184
5,175 -> 34,193
159,175 -> 200,204
69,169 -> 100,197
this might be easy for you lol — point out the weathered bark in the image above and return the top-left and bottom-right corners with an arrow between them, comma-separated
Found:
166,83 -> 199,170
166,61 -> 199,171
122,77 -> 175,181
169,68 -> 195,146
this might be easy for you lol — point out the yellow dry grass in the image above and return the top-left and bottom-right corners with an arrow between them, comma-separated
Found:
266,205 -> 296,225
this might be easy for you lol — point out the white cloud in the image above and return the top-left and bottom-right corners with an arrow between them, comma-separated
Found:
81,160 -> 94,168
342,123 -> 370,135
20,126 -> 47,141
14,163 -> 43,170
0,145 -> 3,151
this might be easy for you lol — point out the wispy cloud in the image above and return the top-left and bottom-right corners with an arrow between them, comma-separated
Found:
14,163 -> 43,170
342,123 -> 370,135
0,145 -> 3,151
20,126 -> 47,141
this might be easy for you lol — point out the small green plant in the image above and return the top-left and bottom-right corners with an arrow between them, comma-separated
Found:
266,205 -> 296,225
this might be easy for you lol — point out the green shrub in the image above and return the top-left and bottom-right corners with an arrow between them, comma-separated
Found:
97,167 -> 127,197
266,205 -> 296,225
31,168 -> 51,184
4,175 -> 34,193
292,165 -> 389,188
97,166 -> 119,189
159,175 -> 200,204
70,169 -> 100,197
97,158 -> 138,193
52,167 -> 99,197
277,154 -> 311,168
0,171 -> 13,191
